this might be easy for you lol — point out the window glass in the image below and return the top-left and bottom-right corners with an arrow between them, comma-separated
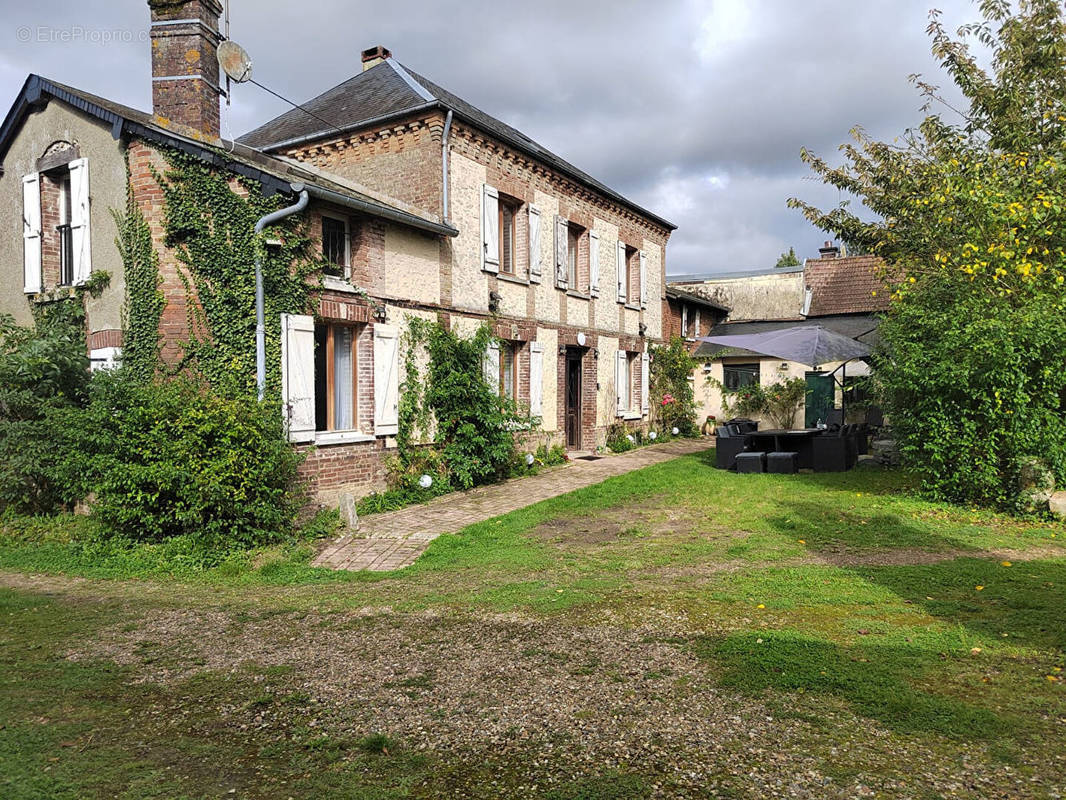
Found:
322,217 -> 347,277
500,341 -> 517,400
568,226 -> 580,288
314,323 -> 358,432
500,201 -> 516,275
723,363 -> 760,392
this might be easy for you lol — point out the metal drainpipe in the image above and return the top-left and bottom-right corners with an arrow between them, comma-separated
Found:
441,109 -> 453,222
254,185 -> 309,401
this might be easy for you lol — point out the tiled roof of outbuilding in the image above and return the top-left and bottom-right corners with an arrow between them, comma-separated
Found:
804,255 -> 891,317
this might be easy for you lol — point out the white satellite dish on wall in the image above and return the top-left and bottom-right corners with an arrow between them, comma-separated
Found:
218,40 -> 253,84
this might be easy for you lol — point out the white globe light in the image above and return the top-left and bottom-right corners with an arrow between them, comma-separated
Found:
419,474 -> 433,489
671,427 -> 680,435
649,431 -> 657,440
526,453 -> 535,466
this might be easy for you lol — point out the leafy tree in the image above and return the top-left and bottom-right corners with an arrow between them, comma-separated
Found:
775,247 -> 801,267
790,0 -> 1066,509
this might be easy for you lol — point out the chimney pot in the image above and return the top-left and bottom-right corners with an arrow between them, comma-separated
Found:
148,0 -> 223,140
361,46 -> 392,71
818,241 -> 840,259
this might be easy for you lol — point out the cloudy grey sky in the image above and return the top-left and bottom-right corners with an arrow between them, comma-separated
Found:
0,0 -> 976,275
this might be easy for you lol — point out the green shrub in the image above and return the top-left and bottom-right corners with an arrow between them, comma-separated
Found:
67,372 -> 303,548
606,424 -> 636,453
649,338 -> 698,436
0,308 -> 90,515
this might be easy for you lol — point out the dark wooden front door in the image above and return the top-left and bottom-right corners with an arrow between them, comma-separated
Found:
565,352 -> 582,449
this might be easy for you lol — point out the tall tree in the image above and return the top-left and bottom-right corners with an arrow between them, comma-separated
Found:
790,0 -> 1066,510
775,247 -> 801,267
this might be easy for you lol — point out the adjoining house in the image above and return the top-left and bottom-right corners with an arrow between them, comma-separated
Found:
663,286 -> 729,349
0,0 -> 676,502
670,242 -> 889,429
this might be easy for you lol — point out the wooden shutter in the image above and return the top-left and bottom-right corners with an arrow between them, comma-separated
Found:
639,250 -> 647,309
528,205 -> 541,283
641,352 -> 650,415
22,173 -> 41,294
374,324 -> 400,435
616,350 -> 627,416
69,158 -> 92,285
483,340 -> 500,391
694,309 -> 701,337
681,305 -> 688,338
482,184 -> 499,273
589,231 -> 600,297
554,215 -> 569,290
281,313 -> 316,443
616,240 -> 626,303
529,342 -> 543,416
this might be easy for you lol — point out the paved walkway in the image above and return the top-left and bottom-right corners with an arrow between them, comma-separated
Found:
313,438 -> 712,572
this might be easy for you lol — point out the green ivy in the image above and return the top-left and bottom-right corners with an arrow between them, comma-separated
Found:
395,318 -> 522,490
649,337 -> 699,435
114,161 -> 163,383
154,148 -> 323,395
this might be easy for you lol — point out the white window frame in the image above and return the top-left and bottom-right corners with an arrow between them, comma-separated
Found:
321,214 -> 351,280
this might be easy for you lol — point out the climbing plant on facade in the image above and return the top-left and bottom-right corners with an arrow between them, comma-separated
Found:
154,147 -> 323,395
114,165 -> 164,383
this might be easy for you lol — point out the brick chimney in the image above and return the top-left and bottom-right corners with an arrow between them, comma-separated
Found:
148,0 -> 223,140
361,46 -> 392,71
818,240 -> 840,259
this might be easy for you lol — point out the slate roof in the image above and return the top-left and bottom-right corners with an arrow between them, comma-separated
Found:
692,314 -> 881,359
237,59 -> 676,231
804,255 -> 891,317
0,75 -> 456,238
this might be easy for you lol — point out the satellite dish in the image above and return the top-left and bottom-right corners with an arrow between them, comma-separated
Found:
218,41 -> 253,83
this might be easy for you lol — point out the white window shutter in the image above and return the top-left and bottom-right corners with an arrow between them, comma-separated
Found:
694,309 -> 701,338
281,313 -> 316,443
528,204 -> 541,283
589,231 -> 600,297
529,342 -> 543,416
681,305 -> 688,338
554,215 -> 569,290
374,324 -> 400,435
482,184 -> 499,273
22,173 -> 41,294
639,250 -> 647,309
641,352 -> 650,415
483,340 -> 500,391
616,350 -> 627,416
69,158 -> 92,285
616,240 -> 626,304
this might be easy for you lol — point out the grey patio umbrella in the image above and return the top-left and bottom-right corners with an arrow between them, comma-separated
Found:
696,325 -> 871,368
696,325 -> 873,422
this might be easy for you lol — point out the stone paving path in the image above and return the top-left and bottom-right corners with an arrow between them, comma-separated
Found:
313,438 -> 712,572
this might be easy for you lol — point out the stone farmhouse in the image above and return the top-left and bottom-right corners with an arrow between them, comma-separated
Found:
0,0 -> 676,501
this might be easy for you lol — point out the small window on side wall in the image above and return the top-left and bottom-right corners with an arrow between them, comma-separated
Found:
723,363 -> 760,392
322,216 -> 348,278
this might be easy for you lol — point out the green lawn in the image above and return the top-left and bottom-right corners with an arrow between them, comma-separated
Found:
2,449 -> 1064,798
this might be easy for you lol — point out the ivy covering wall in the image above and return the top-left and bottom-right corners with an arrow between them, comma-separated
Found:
150,148 -> 323,394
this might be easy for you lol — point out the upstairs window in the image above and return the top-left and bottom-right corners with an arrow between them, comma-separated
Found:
499,196 -> 520,275
567,224 -> 580,288
57,173 -> 73,287
322,216 -> 348,278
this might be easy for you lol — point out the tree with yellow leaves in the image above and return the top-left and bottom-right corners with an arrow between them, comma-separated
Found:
791,0 -> 1066,509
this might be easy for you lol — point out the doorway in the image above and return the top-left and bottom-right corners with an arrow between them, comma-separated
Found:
804,372 -> 834,428
565,351 -> 582,449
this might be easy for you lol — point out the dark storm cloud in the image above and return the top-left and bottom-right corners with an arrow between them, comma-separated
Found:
0,0 -> 977,274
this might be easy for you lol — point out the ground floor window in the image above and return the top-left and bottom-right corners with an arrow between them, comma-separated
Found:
500,340 -> 520,401
723,362 -> 760,391
314,323 -> 360,431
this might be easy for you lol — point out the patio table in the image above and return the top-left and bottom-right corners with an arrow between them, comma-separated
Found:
743,429 -> 823,470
